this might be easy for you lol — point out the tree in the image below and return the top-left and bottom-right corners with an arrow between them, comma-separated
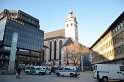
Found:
64,43 -> 89,65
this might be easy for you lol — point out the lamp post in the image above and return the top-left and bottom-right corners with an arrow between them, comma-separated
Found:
80,55 -> 83,71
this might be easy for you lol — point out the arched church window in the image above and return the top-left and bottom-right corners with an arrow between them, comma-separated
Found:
59,61 -> 61,65
54,41 -> 56,60
67,60 -> 69,65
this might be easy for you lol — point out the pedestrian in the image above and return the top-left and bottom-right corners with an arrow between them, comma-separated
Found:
16,66 -> 21,79
50,66 -> 53,75
51,66 -> 56,76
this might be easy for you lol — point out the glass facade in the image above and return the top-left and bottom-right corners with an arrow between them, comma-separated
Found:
19,11 -> 39,28
0,10 -> 44,68
2,18 -> 44,52
0,17 -> 7,41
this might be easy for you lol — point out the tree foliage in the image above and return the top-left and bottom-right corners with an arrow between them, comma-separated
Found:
64,43 -> 89,65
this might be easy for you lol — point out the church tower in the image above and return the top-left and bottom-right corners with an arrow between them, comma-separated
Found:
64,10 -> 78,42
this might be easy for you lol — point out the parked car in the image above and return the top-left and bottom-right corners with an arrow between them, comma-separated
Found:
56,65 -> 80,77
25,66 -> 46,75
45,67 -> 51,75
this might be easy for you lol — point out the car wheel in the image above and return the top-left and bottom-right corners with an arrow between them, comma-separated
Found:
70,73 -> 74,77
39,72 -> 42,75
49,72 -> 51,75
102,77 -> 108,82
26,71 -> 29,74
56,73 -> 60,76
75,75 -> 77,77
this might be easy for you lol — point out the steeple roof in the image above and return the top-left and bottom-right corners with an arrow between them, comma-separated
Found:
66,10 -> 75,19
65,10 -> 77,23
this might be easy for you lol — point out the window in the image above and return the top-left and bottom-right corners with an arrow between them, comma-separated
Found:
120,22 -> 123,27
65,68 -> 72,70
117,24 -> 121,30
120,46 -> 123,54
67,60 -> 69,65
115,27 -> 118,32
59,68 -> 63,70
59,61 -> 61,65
120,66 -> 124,71
71,23 -> 73,26
30,67 -> 35,70
116,47 -> 118,55
112,29 -> 115,34
67,24 -> 68,27
26,67 -> 30,70
118,46 -> 121,55
93,65 -> 97,70
36,68 -> 40,70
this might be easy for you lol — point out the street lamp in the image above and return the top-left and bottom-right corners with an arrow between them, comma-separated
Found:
80,55 -> 83,71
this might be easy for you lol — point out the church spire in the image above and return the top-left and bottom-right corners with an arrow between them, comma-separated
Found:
66,10 -> 74,19
64,10 -> 78,42
69,10 -> 73,14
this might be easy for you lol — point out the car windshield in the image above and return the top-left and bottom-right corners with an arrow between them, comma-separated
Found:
25,67 -> 30,69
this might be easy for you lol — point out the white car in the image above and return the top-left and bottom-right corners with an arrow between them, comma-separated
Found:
45,67 -> 51,75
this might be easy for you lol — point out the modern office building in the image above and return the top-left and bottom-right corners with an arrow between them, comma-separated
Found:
0,9 -> 44,69
90,11 -> 124,65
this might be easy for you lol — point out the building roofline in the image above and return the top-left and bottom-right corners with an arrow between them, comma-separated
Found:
45,28 -> 64,34
44,36 -> 66,41
90,11 -> 124,49
18,10 -> 39,21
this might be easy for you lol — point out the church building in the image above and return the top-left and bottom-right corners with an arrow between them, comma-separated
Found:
44,10 -> 79,66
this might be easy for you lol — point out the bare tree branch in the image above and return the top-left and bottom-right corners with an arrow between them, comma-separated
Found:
64,43 -> 89,65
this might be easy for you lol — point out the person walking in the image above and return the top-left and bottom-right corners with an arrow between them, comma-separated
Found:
16,66 -> 21,79
50,66 -> 56,76
50,66 -> 54,75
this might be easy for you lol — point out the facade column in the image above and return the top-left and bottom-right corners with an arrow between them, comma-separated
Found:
61,48 -> 64,66
8,32 -> 18,74
45,49 -> 49,64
